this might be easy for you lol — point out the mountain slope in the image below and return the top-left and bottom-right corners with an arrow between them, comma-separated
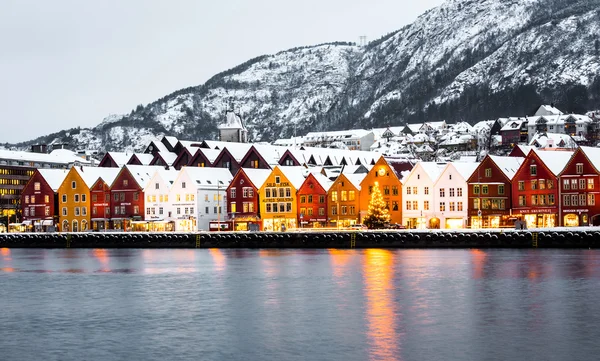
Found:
15,0 -> 600,152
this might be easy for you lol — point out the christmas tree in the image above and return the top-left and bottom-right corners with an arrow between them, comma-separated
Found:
363,183 -> 391,229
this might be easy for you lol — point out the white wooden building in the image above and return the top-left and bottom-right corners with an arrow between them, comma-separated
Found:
432,162 -> 478,229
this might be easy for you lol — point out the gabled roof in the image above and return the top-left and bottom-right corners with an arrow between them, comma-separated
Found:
488,156 -> 524,180
218,111 -> 245,130
103,152 -> 132,167
121,165 -> 158,189
344,172 -> 368,190
534,104 -> 562,116
449,162 -> 479,181
149,168 -> 179,189
129,153 -> 154,165
528,132 -> 577,149
38,169 -> 69,191
579,146 -> 600,173
74,167 -> 121,188
163,136 -> 180,150
532,149 -> 574,176
239,168 -> 272,189
500,118 -> 527,131
308,171 -> 334,192
277,166 -> 308,189
150,152 -> 178,166
177,167 -> 233,189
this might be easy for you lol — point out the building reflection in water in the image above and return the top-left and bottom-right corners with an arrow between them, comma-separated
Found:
91,249 -> 111,273
328,249 -> 353,281
470,249 -> 487,279
209,248 -> 227,273
363,249 -> 400,361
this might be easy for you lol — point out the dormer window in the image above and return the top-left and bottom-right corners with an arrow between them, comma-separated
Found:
576,163 -> 584,174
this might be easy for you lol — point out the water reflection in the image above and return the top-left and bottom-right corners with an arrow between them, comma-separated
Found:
209,248 -> 226,273
363,249 -> 400,361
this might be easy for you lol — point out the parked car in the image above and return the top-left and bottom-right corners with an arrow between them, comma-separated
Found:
387,223 -> 406,229
348,224 -> 368,230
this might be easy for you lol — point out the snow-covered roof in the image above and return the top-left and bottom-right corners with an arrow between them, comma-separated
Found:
74,167 -> 121,188
150,168 -> 179,188
220,143 -> 254,162
163,136 -> 179,149
194,148 -> 221,163
0,148 -> 91,167
303,129 -> 372,141
131,153 -> 154,165
533,149 -> 574,176
217,111 -> 245,130
240,168 -> 272,189
155,152 -> 178,166
105,152 -> 132,167
449,122 -> 474,134
449,162 -> 479,180
344,172 -> 367,190
488,156 -> 524,180
500,118 -> 527,131
528,132 -> 577,149
580,147 -> 600,172
123,165 -> 159,189
38,169 -> 69,191
534,105 -> 563,116
418,162 -> 446,182
249,144 -> 289,166
179,167 -> 233,188
404,123 -> 423,133
276,166 -> 309,189
306,171 -> 334,192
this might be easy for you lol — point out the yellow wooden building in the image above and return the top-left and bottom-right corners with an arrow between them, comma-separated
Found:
328,172 -> 365,228
258,166 -> 306,231
58,167 -> 120,232
359,157 -> 403,225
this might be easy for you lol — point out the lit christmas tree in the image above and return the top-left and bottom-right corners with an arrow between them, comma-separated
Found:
363,183 -> 391,229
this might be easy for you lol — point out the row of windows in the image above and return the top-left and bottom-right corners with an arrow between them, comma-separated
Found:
406,186 -> 428,195
230,202 -> 254,213
265,187 -> 292,198
112,192 -> 139,202
298,207 -> 325,216
330,190 -> 356,202
61,194 -> 88,203
61,207 -> 88,217
300,195 -> 326,204
474,199 -> 506,210
563,194 -> 596,207
91,193 -> 111,203
0,179 -> 28,186
368,185 -> 399,196
24,206 -> 50,217
439,188 -> 464,197
517,179 -> 555,191
474,185 -> 502,195
265,203 -> 293,213
406,200 -> 430,211
114,206 -> 139,215
230,188 -> 254,199
0,169 -> 34,176
205,206 -> 223,214
563,178 -> 594,190
24,195 -> 50,204
331,206 -> 356,215
438,202 -> 465,212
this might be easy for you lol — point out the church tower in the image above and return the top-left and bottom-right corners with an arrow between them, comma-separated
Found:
217,103 -> 248,143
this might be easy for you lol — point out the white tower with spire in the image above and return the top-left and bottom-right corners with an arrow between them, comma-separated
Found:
217,102 -> 248,143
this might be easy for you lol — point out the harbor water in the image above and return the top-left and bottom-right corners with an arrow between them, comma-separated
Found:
1,248 -> 600,360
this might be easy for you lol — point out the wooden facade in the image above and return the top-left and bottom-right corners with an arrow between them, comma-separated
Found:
297,173 -> 329,228
359,157 -> 403,225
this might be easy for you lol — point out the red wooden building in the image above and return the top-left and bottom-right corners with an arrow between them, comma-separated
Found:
467,155 -> 523,228
558,146 -> 600,226
511,149 -> 573,228
226,168 -> 271,231
90,172 -> 120,231
21,169 -> 68,231
297,172 -> 332,228
109,165 -> 153,231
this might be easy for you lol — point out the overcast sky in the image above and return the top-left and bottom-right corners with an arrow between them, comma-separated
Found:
0,0 -> 445,144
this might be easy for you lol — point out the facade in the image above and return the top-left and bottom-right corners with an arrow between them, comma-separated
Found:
558,147 -> 600,227
500,118 -> 528,146
359,157 -> 403,225
226,168 -> 270,231
511,150 -> 573,228
328,173 -> 363,228
144,169 -> 179,231
90,177 -> 114,232
110,165 -> 154,231
467,156 -> 523,228
401,162 -> 446,229
297,172 -> 331,228
20,169 -> 68,232
172,167 -> 233,231
433,163 -> 478,229
259,166 -> 306,231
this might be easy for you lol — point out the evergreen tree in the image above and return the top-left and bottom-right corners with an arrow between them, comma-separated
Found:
363,183 -> 391,229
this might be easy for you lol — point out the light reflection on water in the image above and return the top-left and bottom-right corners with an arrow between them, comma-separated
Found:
1,248 -> 600,361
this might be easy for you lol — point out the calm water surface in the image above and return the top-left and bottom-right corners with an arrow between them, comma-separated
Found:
1,247 -> 600,361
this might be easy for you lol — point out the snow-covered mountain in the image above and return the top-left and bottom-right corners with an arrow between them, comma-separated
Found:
15,0 -> 600,152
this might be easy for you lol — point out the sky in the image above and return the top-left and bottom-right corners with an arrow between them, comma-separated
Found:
0,0 -> 445,144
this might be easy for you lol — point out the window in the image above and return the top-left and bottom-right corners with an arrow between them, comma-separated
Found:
45,207 -> 50,216
424,201 -> 429,210
440,188 -> 445,197
457,202 -> 463,211
265,189 -> 271,198
424,187 -> 429,195
392,202 -> 398,211
539,195 -> 546,205
275,176 -> 280,184
530,165 -> 537,176
331,191 -> 338,202
449,188 -> 455,197
114,206 -> 119,215
548,194 -> 555,205
531,180 -> 537,190
341,191 -> 348,201
120,206 -> 126,214
473,185 -> 480,194
214,206 -> 218,214
412,187 -> 418,195
449,202 -> 455,211
518,181 -> 524,191
571,195 -> 578,206
579,194 -> 586,206
123,179 -> 128,187
406,201 -> 412,210
406,187 -> 412,195
120,193 -> 125,201
62,194 -> 67,203
571,179 -> 578,189
474,199 -> 480,209
105,194 -> 110,202
300,195 -> 306,203
498,185 -> 505,195
134,193 -> 139,201
75,207 -> 80,216
539,179 -> 545,190
319,208 -> 325,216
155,183 -> 160,189
331,206 -> 337,215
457,188 -> 462,197
62,207 -> 67,216
74,194 -> 80,202
286,203 -> 292,212
563,195 -> 570,206
579,179 -> 586,190
44,195 -> 49,203
482,185 -> 488,194
24,208 -> 29,217
349,206 -> 355,215
563,179 -> 570,190
439,202 -> 446,212
348,191 -> 355,201
547,180 -> 554,189
412,201 -> 418,210
231,202 -> 237,213
279,188 -> 285,198
589,179 -> 595,189
588,194 -> 595,206
92,194 -> 97,202
485,168 -> 492,177
392,186 -> 398,196
82,207 -> 87,216
72,181 -> 76,189
576,163 -> 584,174
230,189 -> 236,198
531,195 -> 538,206
341,206 -> 347,215
382,186 -> 389,196
25,195 -> 29,204
34,182 -> 40,191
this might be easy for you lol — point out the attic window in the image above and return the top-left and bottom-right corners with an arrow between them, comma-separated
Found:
206,180 -> 212,184
417,174 -> 420,180
196,180 -> 201,184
